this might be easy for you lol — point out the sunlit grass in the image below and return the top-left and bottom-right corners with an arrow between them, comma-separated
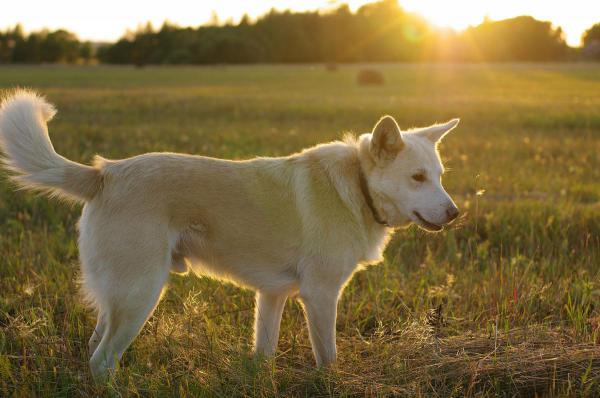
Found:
0,63 -> 599,396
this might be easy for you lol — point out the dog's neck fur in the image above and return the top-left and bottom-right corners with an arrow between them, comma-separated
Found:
357,167 -> 388,226
297,135 -> 390,232
354,133 -> 391,227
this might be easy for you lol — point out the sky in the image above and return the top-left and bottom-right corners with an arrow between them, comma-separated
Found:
1,0 -> 598,46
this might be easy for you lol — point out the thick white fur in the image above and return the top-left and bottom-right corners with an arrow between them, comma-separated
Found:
0,90 -> 101,201
0,90 -> 459,380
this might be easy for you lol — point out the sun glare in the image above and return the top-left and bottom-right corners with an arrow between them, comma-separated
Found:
397,0 -> 599,46
399,0 -> 484,31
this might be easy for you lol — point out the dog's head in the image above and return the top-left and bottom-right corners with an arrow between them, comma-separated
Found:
361,115 -> 459,231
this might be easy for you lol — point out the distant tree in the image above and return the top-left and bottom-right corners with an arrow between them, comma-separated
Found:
41,30 -> 80,62
460,16 -> 568,61
208,10 -> 220,26
582,23 -> 600,59
12,32 -> 42,63
4,26 -> 84,63
79,41 -> 93,63
582,23 -> 600,46
239,14 -> 251,26
0,25 -> 24,63
97,38 -> 133,64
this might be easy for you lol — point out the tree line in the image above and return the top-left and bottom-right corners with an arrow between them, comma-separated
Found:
2,0 -> 600,65
0,25 -> 93,64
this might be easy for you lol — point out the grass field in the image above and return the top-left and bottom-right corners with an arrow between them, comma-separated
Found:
0,64 -> 599,396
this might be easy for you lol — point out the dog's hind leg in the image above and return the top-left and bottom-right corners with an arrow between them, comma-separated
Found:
82,219 -> 170,381
253,291 -> 287,357
88,311 -> 106,355
89,257 -> 169,381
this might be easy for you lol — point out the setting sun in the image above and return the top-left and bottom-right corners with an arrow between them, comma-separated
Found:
398,0 -> 599,46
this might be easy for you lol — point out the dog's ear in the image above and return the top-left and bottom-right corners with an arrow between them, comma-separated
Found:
413,118 -> 460,143
370,115 -> 403,164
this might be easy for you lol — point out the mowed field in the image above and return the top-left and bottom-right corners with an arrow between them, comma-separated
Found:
0,64 -> 599,396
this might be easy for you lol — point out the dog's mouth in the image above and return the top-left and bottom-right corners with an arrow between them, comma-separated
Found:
413,211 -> 443,232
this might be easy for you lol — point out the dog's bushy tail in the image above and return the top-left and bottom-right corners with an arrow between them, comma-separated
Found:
0,90 -> 102,202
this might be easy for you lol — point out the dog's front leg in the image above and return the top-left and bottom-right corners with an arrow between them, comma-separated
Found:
253,291 -> 287,357
299,284 -> 340,367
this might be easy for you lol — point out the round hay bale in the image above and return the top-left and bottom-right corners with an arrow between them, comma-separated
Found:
325,62 -> 339,72
357,68 -> 384,85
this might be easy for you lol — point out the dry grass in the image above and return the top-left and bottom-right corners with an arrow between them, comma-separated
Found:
336,321 -> 600,396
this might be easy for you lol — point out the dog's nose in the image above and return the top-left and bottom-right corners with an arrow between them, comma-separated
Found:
446,205 -> 459,222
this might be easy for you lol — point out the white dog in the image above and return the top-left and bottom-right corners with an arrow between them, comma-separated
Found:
0,90 -> 459,380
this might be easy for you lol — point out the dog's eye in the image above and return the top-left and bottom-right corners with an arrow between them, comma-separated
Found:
412,173 -> 426,182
